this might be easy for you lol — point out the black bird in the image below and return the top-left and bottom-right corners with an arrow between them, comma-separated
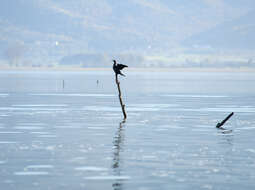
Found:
113,60 -> 128,76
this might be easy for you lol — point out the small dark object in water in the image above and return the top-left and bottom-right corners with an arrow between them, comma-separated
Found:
216,112 -> 234,129
113,60 -> 128,77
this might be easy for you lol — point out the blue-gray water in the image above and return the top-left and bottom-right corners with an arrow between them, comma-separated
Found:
0,71 -> 255,190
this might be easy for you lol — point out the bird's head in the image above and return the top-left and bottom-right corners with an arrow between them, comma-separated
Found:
112,60 -> 117,65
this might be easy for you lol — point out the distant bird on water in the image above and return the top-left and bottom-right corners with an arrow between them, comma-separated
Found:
113,60 -> 128,77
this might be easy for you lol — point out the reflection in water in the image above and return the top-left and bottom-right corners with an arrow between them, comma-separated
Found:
218,132 -> 234,146
216,125 -> 233,135
112,121 -> 126,190
217,123 -> 233,145
217,131 -> 234,169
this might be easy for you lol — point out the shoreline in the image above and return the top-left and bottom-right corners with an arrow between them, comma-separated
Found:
0,66 -> 255,72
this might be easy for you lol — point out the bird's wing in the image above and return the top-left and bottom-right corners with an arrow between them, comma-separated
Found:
117,64 -> 128,70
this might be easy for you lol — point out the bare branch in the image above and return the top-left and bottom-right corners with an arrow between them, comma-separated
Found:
115,74 -> 127,120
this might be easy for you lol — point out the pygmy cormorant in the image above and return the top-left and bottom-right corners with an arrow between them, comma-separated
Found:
113,60 -> 128,76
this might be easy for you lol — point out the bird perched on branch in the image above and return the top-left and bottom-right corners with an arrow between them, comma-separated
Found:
113,60 -> 128,76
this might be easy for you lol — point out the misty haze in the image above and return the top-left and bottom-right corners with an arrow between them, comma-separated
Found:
1,0 -> 255,69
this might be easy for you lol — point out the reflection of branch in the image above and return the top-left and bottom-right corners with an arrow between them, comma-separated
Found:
112,121 -> 125,190
115,74 -> 127,120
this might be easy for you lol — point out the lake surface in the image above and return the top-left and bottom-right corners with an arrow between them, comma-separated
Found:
0,71 -> 255,190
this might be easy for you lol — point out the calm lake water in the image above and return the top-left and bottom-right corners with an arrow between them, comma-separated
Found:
0,71 -> 255,190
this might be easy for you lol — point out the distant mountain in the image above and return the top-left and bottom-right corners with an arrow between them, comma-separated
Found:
0,0 -> 254,66
183,10 -> 255,50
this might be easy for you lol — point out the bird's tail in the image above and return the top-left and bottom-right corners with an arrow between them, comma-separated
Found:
120,72 -> 125,77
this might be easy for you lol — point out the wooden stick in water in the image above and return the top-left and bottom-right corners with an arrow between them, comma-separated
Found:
216,112 -> 234,129
115,74 -> 127,120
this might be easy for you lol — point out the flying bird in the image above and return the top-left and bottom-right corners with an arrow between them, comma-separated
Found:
113,60 -> 128,76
